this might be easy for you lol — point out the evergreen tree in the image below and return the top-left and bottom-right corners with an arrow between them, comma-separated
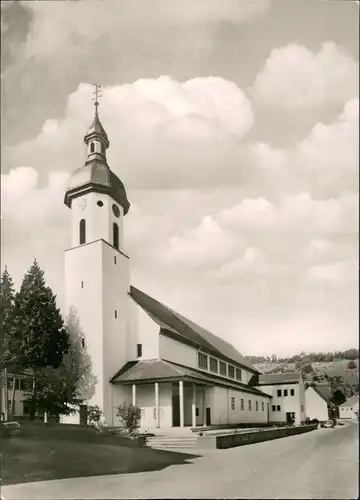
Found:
8,259 -> 69,370
0,266 -> 15,368
22,305 -> 97,418
8,260 -> 69,418
0,267 -> 16,420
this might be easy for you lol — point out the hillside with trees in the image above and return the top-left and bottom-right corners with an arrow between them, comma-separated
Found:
245,349 -> 359,398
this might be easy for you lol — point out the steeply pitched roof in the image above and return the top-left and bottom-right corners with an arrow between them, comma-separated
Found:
340,395 -> 359,407
249,372 -> 301,386
110,359 -> 270,398
129,286 -> 259,374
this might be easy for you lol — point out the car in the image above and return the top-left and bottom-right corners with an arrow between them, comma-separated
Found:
0,420 -> 21,437
321,420 -> 335,428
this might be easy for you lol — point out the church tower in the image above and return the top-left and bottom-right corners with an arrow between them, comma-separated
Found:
64,91 -> 131,425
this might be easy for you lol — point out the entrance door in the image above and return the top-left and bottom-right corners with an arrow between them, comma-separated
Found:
172,384 -> 180,427
206,407 -> 211,426
79,404 -> 88,426
286,412 -> 295,425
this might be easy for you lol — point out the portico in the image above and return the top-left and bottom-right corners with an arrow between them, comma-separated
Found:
121,378 -> 208,430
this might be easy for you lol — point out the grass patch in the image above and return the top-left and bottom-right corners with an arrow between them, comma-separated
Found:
1,423 -> 199,485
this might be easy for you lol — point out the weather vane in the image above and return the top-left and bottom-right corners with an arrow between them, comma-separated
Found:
92,83 -> 102,108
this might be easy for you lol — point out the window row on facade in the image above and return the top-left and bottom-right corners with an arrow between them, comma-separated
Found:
230,396 -> 265,412
6,377 -> 32,391
276,388 -> 295,397
197,351 -> 243,382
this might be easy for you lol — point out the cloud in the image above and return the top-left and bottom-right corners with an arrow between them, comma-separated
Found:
21,0 -> 270,61
252,42 -> 358,109
161,193 -> 358,275
5,77 -> 254,190
245,97 -> 359,198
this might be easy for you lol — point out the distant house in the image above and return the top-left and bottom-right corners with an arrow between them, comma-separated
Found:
305,384 -> 336,421
339,395 -> 359,420
249,372 -> 306,426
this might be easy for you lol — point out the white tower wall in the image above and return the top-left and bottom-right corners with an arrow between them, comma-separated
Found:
70,193 -> 124,250
65,195 -> 130,425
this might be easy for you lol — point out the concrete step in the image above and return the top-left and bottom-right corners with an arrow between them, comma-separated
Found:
146,436 -> 198,449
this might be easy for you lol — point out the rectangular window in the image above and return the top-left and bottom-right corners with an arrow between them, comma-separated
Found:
219,361 -> 227,376
196,408 -> 199,417
272,405 -> 276,411
137,344 -> 142,357
277,389 -> 282,397
277,405 -> 281,412
290,389 -> 295,396
209,357 -> 218,373
301,405 -> 304,412
255,401 -> 259,412
261,401 -> 264,412
228,365 -> 235,379
114,256 -> 117,265
81,337 -> 85,348
240,398 -> 244,410
235,368 -> 242,382
23,402 -> 30,415
231,397 -> 235,410
81,281 -> 84,288
198,352 -> 208,370
22,379 -> 33,391
248,400 -> 252,411
115,310 -> 117,318
284,389 -> 288,397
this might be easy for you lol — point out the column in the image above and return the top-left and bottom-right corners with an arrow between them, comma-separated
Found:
192,383 -> 196,428
203,386 -> 206,426
155,382 -> 159,428
132,384 -> 136,406
179,380 -> 184,428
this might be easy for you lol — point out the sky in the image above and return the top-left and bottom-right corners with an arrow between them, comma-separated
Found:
1,0 -> 359,357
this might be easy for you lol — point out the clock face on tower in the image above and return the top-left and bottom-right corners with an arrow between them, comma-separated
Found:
79,198 -> 88,211
112,204 -> 120,217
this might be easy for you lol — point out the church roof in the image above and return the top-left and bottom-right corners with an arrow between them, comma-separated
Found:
129,286 -> 259,374
64,162 -> 130,214
249,371 -> 301,386
85,111 -> 109,143
111,359 -> 270,397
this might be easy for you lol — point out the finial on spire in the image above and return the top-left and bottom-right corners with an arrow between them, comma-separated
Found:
92,83 -> 102,112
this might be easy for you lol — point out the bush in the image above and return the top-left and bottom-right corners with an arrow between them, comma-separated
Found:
116,402 -> 141,436
347,360 -> 357,369
87,405 -> 102,427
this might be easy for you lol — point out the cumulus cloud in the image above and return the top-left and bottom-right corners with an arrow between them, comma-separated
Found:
162,193 -> 358,275
252,42 -> 358,109
5,83 -> 358,200
5,77 -> 254,189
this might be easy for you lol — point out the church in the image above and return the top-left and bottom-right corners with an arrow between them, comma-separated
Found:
61,100 -> 307,430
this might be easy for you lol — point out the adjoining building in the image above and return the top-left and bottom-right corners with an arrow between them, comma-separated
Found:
339,395 -> 359,420
249,372 -> 307,426
305,384 -> 336,422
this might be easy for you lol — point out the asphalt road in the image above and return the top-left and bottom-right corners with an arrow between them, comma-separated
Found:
2,422 -> 358,499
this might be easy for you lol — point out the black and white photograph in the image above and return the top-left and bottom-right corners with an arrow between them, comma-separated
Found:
0,0 -> 358,499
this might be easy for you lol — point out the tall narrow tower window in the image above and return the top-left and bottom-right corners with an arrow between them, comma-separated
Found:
113,222 -> 119,250
79,219 -> 86,245
101,142 -> 105,154
90,142 -> 95,153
